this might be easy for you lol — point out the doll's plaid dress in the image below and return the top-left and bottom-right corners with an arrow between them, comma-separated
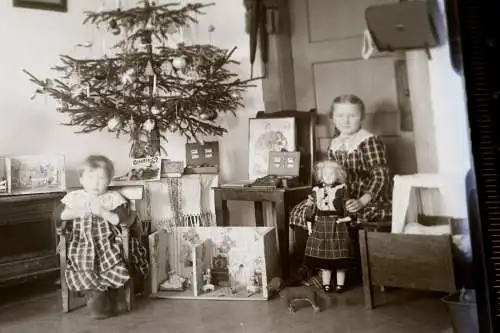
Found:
290,132 -> 392,230
60,190 -> 149,292
304,184 -> 354,269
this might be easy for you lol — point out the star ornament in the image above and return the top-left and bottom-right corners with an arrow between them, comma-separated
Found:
121,68 -> 135,86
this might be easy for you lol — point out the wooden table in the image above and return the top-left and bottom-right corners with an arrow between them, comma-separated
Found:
213,186 -> 311,278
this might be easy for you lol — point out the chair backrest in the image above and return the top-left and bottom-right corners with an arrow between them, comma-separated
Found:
255,109 -> 317,185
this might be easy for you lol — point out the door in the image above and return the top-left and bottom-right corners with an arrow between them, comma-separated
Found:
289,0 -> 417,174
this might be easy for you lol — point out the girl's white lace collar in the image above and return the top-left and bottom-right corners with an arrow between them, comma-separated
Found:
329,128 -> 374,153
61,189 -> 127,211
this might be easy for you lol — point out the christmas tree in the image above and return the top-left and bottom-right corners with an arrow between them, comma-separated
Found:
23,0 -> 254,158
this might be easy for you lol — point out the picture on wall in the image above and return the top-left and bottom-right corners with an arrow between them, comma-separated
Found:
248,117 -> 296,180
13,0 -> 67,12
4,154 -> 66,195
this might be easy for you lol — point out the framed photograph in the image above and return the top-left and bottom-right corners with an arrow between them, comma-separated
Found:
13,0 -> 67,12
3,154 -> 66,195
248,117 -> 296,180
161,160 -> 184,178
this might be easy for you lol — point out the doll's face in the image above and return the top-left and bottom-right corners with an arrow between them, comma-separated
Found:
80,166 -> 109,196
322,167 -> 338,185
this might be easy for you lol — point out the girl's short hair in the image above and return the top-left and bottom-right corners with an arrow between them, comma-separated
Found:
330,94 -> 366,119
79,155 -> 115,182
314,160 -> 347,184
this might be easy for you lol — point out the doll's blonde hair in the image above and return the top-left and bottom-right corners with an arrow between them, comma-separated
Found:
314,160 -> 347,184
78,155 -> 115,183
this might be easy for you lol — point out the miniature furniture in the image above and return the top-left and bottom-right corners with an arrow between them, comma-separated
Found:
149,227 -> 280,300
59,185 -> 144,313
213,186 -> 311,279
359,227 -> 456,309
0,192 -> 65,286
359,174 -> 466,309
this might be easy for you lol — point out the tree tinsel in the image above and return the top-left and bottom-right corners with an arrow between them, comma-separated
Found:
23,0 -> 255,158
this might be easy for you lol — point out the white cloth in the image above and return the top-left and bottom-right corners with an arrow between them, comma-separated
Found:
391,173 -> 468,234
147,174 -> 219,230
328,129 -> 374,153
362,29 -> 378,60
62,189 -> 127,211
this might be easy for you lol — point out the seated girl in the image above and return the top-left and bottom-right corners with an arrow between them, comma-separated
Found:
290,94 -> 392,288
57,155 -> 148,319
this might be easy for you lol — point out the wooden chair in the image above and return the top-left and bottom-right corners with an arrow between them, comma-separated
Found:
58,185 -> 144,313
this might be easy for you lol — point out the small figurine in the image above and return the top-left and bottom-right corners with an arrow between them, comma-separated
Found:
279,286 -> 321,313
246,271 -> 260,294
201,268 -> 215,293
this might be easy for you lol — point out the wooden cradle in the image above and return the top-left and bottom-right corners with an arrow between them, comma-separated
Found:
359,218 -> 457,310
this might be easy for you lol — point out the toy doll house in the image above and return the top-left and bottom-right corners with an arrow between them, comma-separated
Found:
149,227 -> 281,300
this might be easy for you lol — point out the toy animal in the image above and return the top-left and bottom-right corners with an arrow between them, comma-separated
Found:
279,286 -> 321,313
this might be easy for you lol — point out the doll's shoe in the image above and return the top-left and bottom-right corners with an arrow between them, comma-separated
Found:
322,285 -> 332,293
335,285 -> 345,294
87,291 -> 112,319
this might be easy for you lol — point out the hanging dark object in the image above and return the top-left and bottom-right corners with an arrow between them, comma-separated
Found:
244,0 -> 279,78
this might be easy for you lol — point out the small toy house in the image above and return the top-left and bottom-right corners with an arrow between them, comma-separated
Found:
149,227 -> 281,300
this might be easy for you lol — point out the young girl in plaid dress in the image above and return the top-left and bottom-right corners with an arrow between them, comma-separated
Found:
57,155 -> 148,319
290,94 -> 392,291
304,160 -> 353,292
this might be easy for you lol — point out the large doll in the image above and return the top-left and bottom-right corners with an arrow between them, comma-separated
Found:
304,160 -> 353,293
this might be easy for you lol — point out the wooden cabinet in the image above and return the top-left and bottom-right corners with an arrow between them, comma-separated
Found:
0,192 -> 65,285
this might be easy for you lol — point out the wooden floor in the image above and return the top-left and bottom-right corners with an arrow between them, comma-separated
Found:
0,279 -> 453,333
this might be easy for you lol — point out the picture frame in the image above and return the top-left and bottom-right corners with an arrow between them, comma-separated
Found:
0,154 -> 67,196
13,0 -> 67,12
112,155 -> 161,183
248,117 -> 296,180
161,160 -> 184,178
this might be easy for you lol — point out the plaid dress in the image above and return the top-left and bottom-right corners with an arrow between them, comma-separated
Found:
60,190 -> 149,292
290,130 -> 392,230
304,184 -> 354,269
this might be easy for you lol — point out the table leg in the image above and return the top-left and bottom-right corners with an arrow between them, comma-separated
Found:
214,192 -> 229,226
275,201 -> 289,279
254,202 -> 264,227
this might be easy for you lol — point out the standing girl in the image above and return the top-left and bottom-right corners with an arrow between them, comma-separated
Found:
57,155 -> 148,319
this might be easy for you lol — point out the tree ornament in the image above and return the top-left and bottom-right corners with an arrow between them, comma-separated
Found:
144,60 -> 155,76
172,57 -> 187,70
168,123 -> 178,132
143,118 -> 155,132
151,106 -> 161,115
167,24 -> 178,34
107,117 -> 121,131
199,110 -> 217,121
142,33 -> 152,45
120,68 -> 135,85
162,61 -> 174,75
109,19 -> 118,29
111,27 -> 121,35
95,70 -> 107,80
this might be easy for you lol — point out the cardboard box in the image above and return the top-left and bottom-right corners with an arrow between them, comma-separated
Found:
149,227 -> 281,300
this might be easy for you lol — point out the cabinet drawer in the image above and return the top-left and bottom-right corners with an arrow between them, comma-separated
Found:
0,201 -> 57,226
0,255 -> 59,282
